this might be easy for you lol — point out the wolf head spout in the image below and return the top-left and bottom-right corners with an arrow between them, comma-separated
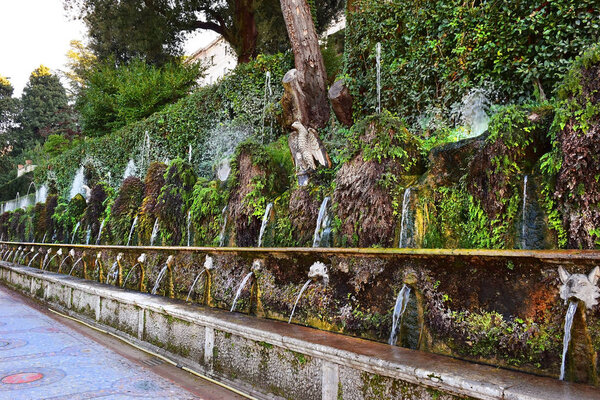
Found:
558,266 -> 600,309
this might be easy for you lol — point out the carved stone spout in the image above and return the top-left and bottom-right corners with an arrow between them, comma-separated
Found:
558,266 -> 600,309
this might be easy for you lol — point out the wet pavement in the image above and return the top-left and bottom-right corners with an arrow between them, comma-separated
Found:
0,285 -> 243,400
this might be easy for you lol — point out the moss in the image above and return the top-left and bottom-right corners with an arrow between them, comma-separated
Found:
108,177 -> 145,245
289,350 -> 308,366
333,113 -> 426,247
466,104 -> 554,249
189,178 -> 226,245
83,183 -> 111,243
258,341 -> 273,349
52,194 -> 88,243
545,44 -> 600,249
227,138 -> 293,247
156,159 -> 197,245
138,162 -> 167,245
360,372 -> 387,399
44,194 -> 58,239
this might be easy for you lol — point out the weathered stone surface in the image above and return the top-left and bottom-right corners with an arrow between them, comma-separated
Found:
288,188 -> 320,246
425,134 -> 486,188
333,117 -> 425,248
227,152 -> 264,247
3,261 -> 600,400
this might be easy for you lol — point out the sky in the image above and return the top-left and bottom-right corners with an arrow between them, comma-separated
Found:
0,0 -> 216,96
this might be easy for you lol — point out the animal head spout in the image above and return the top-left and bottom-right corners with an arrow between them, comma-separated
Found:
204,255 -> 214,271
558,266 -> 600,309
308,262 -> 329,286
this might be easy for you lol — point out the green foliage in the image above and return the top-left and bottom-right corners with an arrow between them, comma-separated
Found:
37,53 -> 291,197
32,203 -> 46,242
77,59 -> 202,136
138,162 -> 167,245
108,177 -> 144,244
541,44 -> 600,249
43,134 -> 82,158
8,209 -> 26,241
0,172 -> 34,202
424,187 -> 504,249
338,112 -> 424,170
68,0 -> 343,63
450,309 -> 559,368
44,194 -> 58,240
0,76 -> 19,136
231,137 -> 293,218
83,182 -> 112,242
345,0 -> 600,126
19,66 -> 72,147
189,179 -> 226,245
156,158 -> 197,245
52,194 -> 87,242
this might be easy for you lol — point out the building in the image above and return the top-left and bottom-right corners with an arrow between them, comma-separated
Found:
186,13 -> 346,87
17,160 -> 36,177
187,36 -> 237,86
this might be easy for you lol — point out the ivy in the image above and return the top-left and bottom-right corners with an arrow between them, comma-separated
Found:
35,53 -> 293,197
345,0 -> 600,128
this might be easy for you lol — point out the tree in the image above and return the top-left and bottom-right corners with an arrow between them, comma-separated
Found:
76,58 -> 202,136
18,66 -> 72,149
0,76 -> 19,137
62,40 -> 97,98
279,0 -> 332,185
280,0 -> 329,129
0,76 -> 20,184
64,0 -> 344,64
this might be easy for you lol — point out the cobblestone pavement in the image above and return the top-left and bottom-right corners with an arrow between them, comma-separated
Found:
0,286 -> 229,400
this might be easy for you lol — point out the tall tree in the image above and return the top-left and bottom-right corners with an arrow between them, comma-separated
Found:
280,0 -> 329,129
280,0 -> 331,186
65,0 -> 344,64
62,40 -> 98,98
19,66 -> 72,149
0,76 -> 19,138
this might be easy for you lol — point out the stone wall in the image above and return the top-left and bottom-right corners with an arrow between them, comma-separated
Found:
1,261 -> 597,400
2,243 -> 599,384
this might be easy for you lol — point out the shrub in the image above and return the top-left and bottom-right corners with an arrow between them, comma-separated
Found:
345,0 -> 600,126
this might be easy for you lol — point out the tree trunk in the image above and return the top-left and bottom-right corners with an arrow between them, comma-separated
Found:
234,0 -> 258,63
328,79 -> 354,127
279,0 -> 330,129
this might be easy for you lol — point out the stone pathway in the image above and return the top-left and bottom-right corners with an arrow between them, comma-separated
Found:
0,286 -> 205,400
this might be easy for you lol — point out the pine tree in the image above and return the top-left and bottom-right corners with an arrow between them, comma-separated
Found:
0,76 -> 19,137
18,66 -> 72,148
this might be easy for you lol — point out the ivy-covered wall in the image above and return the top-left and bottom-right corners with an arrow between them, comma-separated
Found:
2,32 -> 599,252
344,0 -> 600,127
34,53 -> 293,198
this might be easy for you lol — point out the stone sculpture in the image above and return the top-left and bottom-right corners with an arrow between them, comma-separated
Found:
289,121 -> 331,185
558,266 -> 600,309
308,261 -> 329,285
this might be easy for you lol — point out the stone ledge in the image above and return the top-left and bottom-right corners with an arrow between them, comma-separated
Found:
1,262 -> 598,400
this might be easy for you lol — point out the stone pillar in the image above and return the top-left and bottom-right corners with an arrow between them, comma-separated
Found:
204,326 -> 215,370
321,361 -> 339,400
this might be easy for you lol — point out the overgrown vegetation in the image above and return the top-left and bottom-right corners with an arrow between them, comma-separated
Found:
76,59 -> 202,136
345,0 -> 600,127
34,53 -> 291,196
542,44 -> 600,249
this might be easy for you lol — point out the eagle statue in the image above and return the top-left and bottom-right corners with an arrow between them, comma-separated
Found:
289,121 -> 331,185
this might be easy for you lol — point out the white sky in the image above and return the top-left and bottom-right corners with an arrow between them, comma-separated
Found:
0,0 -> 216,96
